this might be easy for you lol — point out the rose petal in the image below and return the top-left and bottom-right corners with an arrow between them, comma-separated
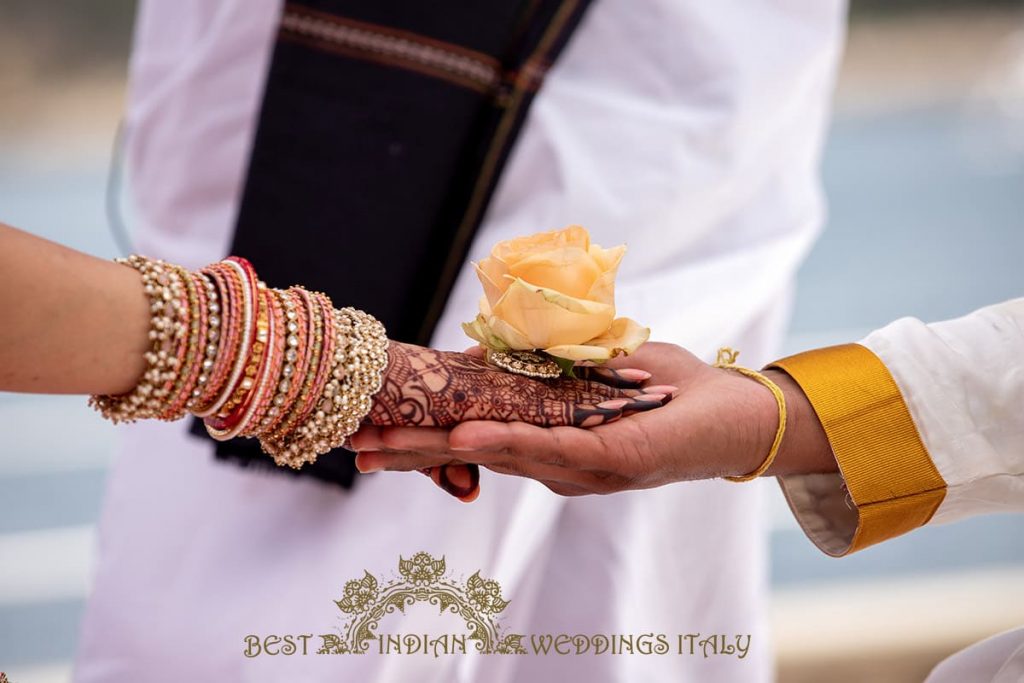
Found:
585,244 -> 627,305
462,314 -> 516,351
589,317 -> 650,354
545,317 -> 649,361
492,225 -> 591,267
492,278 -> 614,348
507,246 -> 602,299
587,243 -> 627,272
485,314 -> 534,350
462,320 -> 489,346
474,260 -> 508,308
541,344 -> 613,361
462,315 -> 496,348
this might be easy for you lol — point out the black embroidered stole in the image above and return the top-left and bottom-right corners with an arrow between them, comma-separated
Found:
189,0 -> 594,488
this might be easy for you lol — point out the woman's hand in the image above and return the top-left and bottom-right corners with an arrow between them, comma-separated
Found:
369,342 -> 668,429
357,342 -> 674,499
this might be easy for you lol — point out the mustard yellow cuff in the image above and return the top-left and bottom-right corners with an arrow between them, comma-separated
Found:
768,343 -> 946,556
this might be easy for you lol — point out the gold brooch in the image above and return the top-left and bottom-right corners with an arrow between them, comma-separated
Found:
486,349 -> 561,379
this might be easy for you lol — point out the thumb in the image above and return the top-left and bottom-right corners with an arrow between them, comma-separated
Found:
422,464 -> 481,502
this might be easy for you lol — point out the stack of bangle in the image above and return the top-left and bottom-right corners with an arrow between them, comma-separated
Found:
89,255 -> 389,469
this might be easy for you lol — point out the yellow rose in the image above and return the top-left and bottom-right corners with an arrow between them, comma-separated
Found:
462,225 -> 649,362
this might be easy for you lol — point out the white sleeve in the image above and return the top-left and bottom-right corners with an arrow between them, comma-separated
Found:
860,298 -> 1024,525
769,298 -> 1024,556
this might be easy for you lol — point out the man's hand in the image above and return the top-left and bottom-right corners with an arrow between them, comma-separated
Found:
353,342 -> 837,497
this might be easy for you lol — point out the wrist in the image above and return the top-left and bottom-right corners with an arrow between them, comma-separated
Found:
711,365 -> 835,480
710,366 -> 780,479
763,368 -> 837,476
739,368 -> 786,478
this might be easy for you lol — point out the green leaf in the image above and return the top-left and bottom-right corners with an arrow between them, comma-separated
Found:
551,356 -> 577,379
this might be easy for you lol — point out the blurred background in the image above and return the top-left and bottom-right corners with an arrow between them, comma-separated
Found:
1,1 -> 1022,681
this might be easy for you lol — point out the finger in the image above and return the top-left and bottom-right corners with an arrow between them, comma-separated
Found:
601,342 -> 702,384
450,421 -> 604,468
379,427 -> 452,453
620,392 -> 675,414
481,458 -> 597,489
351,425 -> 459,455
350,425 -> 387,452
570,402 -> 625,428
419,464 -> 480,501
436,463 -> 480,501
572,366 -> 652,389
640,385 -> 681,397
463,345 -> 486,358
451,380 -> 626,428
546,374 -> 641,401
486,379 -> 647,428
357,450 -> 481,503
567,390 -> 676,426
603,343 -> 667,370
539,479 -> 594,497
355,450 -> 457,473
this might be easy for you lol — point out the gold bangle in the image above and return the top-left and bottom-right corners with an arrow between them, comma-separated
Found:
713,347 -> 787,482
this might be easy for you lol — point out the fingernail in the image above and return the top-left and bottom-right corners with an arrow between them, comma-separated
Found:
642,385 -> 679,395
617,369 -> 652,381
597,398 -> 630,410
638,393 -> 666,402
357,459 -> 384,474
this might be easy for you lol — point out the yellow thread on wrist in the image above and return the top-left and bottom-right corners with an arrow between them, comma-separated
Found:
713,347 -> 787,482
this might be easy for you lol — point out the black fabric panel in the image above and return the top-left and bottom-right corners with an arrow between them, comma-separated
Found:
191,0 -> 594,489
228,46 -> 485,336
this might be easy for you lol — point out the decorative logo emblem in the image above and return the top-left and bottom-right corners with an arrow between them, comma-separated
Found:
243,551 -> 752,660
320,551 -> 525,654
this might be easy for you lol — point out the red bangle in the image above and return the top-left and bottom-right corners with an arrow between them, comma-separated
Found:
196,258 -> 256,419
258,287 -> 309,435
242,287 -> 287,437
189,269 -> 230,411
161,267 -> 208,419
205,273 -> 267,437
293,291 -> 337,426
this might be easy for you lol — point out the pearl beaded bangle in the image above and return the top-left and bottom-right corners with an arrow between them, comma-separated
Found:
89,255 -> 389,468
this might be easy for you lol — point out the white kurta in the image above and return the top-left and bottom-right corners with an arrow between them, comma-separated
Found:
862,299 -> 1024,527
778,299 -> 1024,682
73,1 -> 845,680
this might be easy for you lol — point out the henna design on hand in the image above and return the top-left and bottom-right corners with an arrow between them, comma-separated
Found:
360,342 -> 671,502
368,342 -> 660,429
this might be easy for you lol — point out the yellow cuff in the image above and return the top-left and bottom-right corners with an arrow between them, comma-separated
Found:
768,343 -> 946,556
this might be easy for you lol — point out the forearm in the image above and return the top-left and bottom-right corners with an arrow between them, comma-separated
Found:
0,223 -> 150,395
